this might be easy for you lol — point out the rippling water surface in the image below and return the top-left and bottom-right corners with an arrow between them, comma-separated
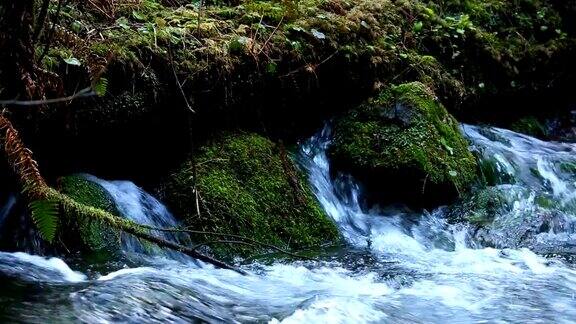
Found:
1,125 -> 576,323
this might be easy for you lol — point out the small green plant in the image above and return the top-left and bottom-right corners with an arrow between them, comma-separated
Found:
93,77 -> 109,97
29,199 -> 59,243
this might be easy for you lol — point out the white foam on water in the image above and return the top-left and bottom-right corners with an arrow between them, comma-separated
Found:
3,124 -> 576,322
271,298 -> 387,324
97,267 -> 156,281
3,252 -> 86,282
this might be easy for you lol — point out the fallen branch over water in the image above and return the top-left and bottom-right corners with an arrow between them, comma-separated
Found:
0,113 -> 245,274
133,225 -> 316,261
51,187 -> 246,274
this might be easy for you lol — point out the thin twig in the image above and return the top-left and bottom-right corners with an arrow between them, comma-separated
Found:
252,14 -> 265,54
87,0 -> 114,20
0,87 -> 95,106
133,224 -> 315,260
257,16 -> 285,56
38,0 -> 65,64
196,0 -> 205,38
195,158 -> 229,167
280,50 -> 339,78
194,189 -> 201,220
169,47 -> 195,113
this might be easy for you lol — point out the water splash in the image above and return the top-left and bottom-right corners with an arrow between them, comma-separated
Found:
463,125 -> 576,253
464,124 -> 576,201
0,251 -> 85,283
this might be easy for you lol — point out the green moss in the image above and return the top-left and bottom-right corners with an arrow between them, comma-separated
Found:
242,1 -> 287,24
560,162 -> 576,175
448,187 -> 509,226
511,116 -> 547,138
164,133 -> 339,257
59,175 -> 121,257
330,82 -> 477,204
37,0 -> 574,125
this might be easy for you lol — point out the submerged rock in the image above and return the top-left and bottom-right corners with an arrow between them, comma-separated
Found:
447,187 -> 510,227
329,82 -> 477,206
164,133 -> 339,257
58,176 -> 121,259
447,184 -> 576,255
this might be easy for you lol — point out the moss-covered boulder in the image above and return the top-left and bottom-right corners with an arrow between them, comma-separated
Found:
58,175 -> 121,258
164,133 -> 339,257
329,82 -> 477,206
447,187 -> 509,227
510,116 -> 547,139
448,186 -> 569,252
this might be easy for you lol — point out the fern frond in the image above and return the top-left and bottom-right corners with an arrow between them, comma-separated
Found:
93,77 -> 108,97
29,200 -> 59,243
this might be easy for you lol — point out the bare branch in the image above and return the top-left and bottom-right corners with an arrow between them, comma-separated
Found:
132,224 -> 316,261
0,87 -> 95,106
169,47 -> 195,113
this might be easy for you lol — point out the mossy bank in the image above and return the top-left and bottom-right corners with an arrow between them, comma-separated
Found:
1,0 -> 575,262
2,0 -> 575,184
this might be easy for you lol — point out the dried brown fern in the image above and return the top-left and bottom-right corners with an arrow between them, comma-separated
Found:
0,113 -> 57,242
0,114 -> 47,194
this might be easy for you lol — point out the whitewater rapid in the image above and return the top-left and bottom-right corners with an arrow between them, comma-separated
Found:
1,124 -> 576,323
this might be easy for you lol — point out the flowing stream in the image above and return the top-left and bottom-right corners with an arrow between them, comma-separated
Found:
1,125 -> 576,323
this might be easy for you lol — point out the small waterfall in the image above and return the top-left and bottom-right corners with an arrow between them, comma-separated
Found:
297,126 -> 471,254
84,175 -> 190,260
463,124 -> 576,200
298,124 -> 576,256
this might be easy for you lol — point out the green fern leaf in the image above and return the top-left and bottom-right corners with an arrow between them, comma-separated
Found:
93,77 -> 108,97
29,200 -> 59,243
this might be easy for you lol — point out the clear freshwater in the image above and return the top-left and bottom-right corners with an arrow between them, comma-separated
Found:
1,125 -> 576,323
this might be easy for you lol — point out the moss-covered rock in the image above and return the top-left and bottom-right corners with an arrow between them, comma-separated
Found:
447,187 -> 509,226
164,133 -> 339,257
510,116 -> 547,138
448,186 -> 568,251
330,82 -> 477,206
58,175 -> 121,258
